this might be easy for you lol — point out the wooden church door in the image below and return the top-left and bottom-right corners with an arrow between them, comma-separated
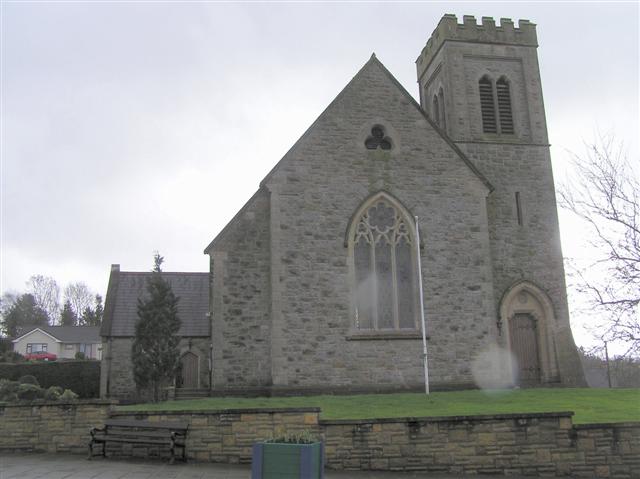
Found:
509,313 -> 541,386
179,352 -> 199,388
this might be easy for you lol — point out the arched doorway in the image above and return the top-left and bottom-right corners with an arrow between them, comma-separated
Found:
500,282 -> 560,386
179,352 -> 199,389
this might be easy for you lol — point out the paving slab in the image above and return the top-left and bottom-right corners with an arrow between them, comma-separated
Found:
0,453 -> 527,479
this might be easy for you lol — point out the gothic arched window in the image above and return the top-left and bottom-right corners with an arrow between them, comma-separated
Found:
496,77 -> 514,134
479,75 -> 497,133
432,95 -> 440,127
349,193 -> 418,331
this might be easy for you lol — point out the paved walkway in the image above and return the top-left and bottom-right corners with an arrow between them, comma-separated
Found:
0,453 -> 526,479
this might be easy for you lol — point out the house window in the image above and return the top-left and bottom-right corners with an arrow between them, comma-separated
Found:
349,193 -> 418,331
479,75 -> 514,135
79,343 -> 92,356
26,343 -> 47,354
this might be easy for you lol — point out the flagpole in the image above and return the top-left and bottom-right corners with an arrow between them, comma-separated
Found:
414,216 -> 430,395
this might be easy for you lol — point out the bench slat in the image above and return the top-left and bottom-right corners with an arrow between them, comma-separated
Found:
89,419 -> 189,464
104,419 -> 189,430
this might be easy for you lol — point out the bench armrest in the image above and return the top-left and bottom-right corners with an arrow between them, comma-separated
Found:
90,426 -> 106,438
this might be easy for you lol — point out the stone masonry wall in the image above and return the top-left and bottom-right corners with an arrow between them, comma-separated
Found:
417,19 -> 585,386
110,408 -> 321,463
1,403 -> 638,477
262,58 -> 498,391
210,188 -> 272,389
0,400 -> 113,454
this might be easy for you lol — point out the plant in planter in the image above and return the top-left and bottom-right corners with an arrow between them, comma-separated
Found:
251,430 -> 323,479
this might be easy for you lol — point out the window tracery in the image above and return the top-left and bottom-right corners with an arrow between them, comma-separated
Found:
350,195 -> 418,331
365,125 -> 392,150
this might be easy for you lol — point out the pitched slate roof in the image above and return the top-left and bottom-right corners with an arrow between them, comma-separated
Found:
101,269 -> 209,338
14,326 -> 101,343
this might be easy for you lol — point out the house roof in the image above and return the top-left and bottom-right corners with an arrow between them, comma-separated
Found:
203,54 -> 493,254
13,326 -> 101,344
101,269 -> 210,338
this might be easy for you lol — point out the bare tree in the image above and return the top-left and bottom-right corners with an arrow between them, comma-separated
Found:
63,282 -> 94,324
559,136 -> 639,357
26,275 -> 61,323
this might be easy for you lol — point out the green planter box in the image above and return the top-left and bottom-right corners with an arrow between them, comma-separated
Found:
251,441 -> 324,479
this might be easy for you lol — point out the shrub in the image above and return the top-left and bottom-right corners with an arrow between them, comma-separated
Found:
0,379 -> 19,401
18,375 -> 40,386
17,383 -> 44,401
0,360 -> 99,398
74,352 -> 86,360
44,385 -> 63,401
265,430 -> 319,444
1,351 -> 24,363
60,389 -> 78,401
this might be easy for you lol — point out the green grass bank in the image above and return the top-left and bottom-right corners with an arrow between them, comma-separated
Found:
117,387 -> 640,424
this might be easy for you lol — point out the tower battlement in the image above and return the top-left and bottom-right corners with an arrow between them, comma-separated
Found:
416,14 -> 537,77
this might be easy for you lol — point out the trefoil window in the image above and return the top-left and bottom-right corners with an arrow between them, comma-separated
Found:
365,125 -> 392,150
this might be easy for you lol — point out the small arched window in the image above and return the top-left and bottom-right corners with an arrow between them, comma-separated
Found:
432,95 -> 440,127
479,76 -> 497,133
496,77 -> 514,134
438,87 -> 446,130
349,193 -> 418,331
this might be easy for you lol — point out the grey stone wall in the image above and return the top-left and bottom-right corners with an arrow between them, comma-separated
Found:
261,59 -> 497,390
0,400 -> 114,454
209,188 -> 272,389
417,15 -> 585,386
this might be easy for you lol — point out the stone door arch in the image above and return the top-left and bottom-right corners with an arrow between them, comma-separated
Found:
179,351 -> 199,389
500,282 -> 560,386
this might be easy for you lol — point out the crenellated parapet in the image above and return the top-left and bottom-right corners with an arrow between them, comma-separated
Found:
416,14 -> 537,77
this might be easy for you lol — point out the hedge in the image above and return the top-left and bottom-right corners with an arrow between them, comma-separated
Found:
0,360 -> 100,398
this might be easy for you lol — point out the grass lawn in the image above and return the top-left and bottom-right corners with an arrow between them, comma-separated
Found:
117,388 -> 640,424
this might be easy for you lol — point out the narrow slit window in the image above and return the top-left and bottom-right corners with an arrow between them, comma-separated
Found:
438,88 -> 446,131
515,191 -> 523,226
497,78 -> 514,134
432,96 -> 440,127
479,76 -> 497,133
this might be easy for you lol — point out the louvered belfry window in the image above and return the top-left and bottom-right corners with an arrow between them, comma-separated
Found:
351,195 -> 418,331
479,76 -> 497,133
496,77 -> 514,134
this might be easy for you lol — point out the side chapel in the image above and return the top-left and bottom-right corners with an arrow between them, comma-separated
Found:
100,14 -> 586,400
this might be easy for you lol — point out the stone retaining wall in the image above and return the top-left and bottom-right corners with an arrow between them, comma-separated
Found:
0,400 -> 113,454
1,402 -> 638,477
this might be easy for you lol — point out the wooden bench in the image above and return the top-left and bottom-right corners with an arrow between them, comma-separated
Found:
88,419 -> 189,464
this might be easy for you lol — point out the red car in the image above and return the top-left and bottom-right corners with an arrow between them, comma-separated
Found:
25,352 -> 57,361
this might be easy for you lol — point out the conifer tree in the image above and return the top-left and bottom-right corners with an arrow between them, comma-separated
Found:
60,300 -> 78,326
131,254 -> 181,402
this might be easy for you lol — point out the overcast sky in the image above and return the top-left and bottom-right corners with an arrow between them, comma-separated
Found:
1,2 -> 638,349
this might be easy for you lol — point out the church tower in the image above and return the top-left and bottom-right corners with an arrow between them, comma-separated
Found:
416,15 -> 585,386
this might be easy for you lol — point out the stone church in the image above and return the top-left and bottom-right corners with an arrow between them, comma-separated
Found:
100,14 -> 586,400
